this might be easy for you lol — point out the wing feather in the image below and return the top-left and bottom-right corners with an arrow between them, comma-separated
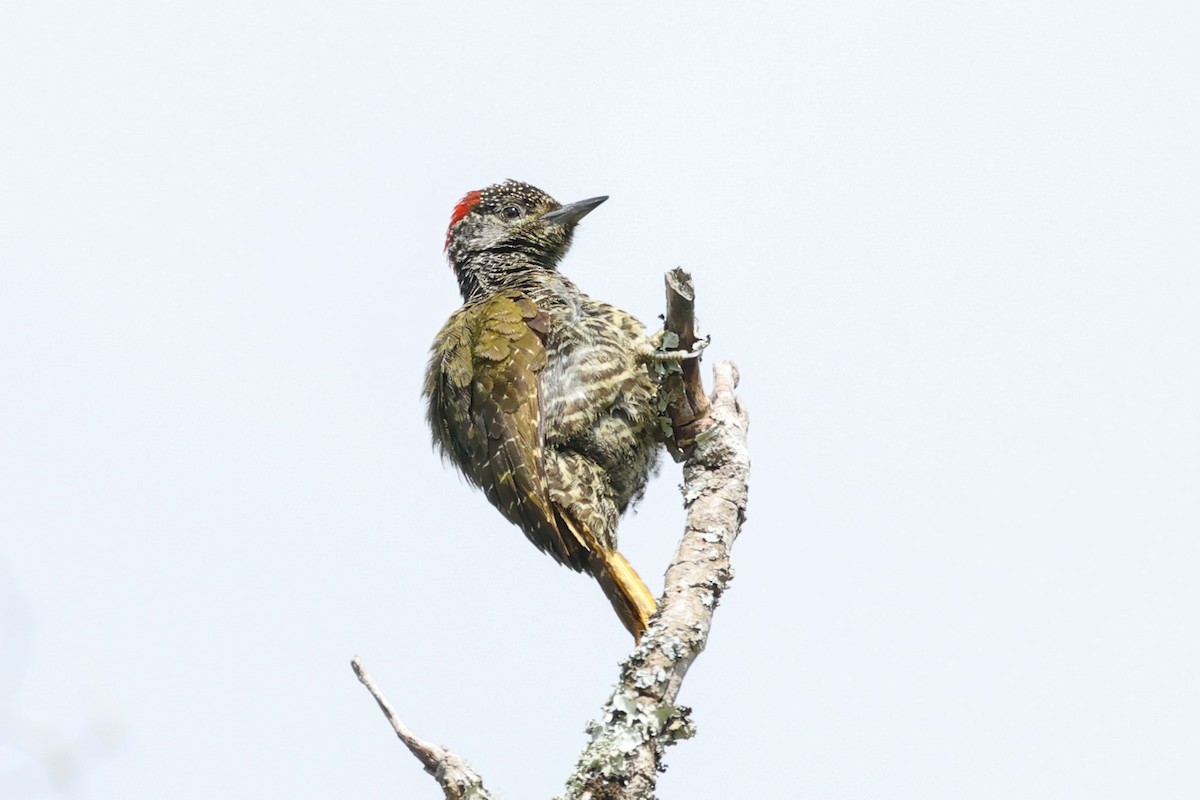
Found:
424,293 -> 589,570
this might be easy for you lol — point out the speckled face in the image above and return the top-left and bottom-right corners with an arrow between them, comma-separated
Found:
474,180 -> 559,224
445,180 -> 561,250
442,180 -> 607,302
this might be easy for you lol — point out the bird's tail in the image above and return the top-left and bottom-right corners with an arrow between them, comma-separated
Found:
588,549 -> 658,642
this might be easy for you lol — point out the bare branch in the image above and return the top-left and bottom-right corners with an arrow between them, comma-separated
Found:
659,268 -> 715,459
560,358 -> 750,799
351,657 -> 495,800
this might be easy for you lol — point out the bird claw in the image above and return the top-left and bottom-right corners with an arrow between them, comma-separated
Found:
643,332 -> 710,362
684,335 -> 711,359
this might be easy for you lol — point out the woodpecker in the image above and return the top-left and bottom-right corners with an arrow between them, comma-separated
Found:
424,180 -> 667,641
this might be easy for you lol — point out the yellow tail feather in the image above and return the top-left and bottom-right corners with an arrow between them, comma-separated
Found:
590,549 -> 658,642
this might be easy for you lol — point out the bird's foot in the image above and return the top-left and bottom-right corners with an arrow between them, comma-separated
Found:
641,331 -> 710,363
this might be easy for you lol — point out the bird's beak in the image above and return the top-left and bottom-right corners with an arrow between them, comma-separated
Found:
540,195 -> 608,226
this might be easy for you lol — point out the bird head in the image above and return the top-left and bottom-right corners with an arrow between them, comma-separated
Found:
443,180 -> 607,300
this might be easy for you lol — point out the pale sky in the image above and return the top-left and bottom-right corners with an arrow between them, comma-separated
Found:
2,2 -> 1198,798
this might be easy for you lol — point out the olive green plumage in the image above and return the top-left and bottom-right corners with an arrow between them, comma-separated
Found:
424,181 -> 661,639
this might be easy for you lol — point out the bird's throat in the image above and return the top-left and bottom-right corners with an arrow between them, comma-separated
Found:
454,251 -> 566,304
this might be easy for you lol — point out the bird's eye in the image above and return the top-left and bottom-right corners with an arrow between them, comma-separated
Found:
501,204 -> 524,220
